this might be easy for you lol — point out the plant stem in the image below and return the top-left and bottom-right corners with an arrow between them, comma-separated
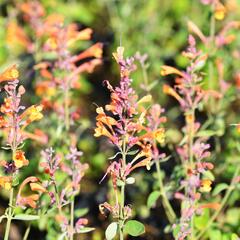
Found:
70,197 -> 75,240
4,188 -> 14,240
195,165 -> 240,240
187,110 -> 195,239
155,159 -> 176,223
119,138 -> 126,240
64,85 -> 70,131
23,224 -> 31,240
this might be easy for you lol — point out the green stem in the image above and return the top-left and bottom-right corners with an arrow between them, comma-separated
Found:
195,165 -> 240,240
4,188 -> 14,240
64,86 -> 70,131
155,160 -> 176,223
23,224 -> 31,240
119,138 -> 126,240
70,197 -> 75,240
187,110 -> 195,239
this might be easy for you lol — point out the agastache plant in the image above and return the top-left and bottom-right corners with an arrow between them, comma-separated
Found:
16,1 -> 103,131
40,147 -> 90,239
135,52 -> 177,224
94,47 -> 165,239
161,35 -> 222,240
0,65 -> 44,240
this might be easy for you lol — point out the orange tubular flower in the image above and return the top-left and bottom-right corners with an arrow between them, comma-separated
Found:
0,176 -> 12,190
17,176 -> 46,209
96,107 -> 118,126
94,122 -> 115,141
200,179 -> 212,192
6,22 -> 30,50
199,202 -> 221,210
214,1 -> 226,20
163,84 -> 184,103
130,144 -> 152,171
160,65 -> 184,77
21,105 -> 44,126
0,65 -> 19,83
13,150 -> 29,168
67,25 -> 93,46
154,128 -> 165,144
72,43 -> 103,62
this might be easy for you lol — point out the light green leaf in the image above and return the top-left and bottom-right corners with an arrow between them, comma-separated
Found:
74,208 -> 89,218
77,227 -> 95,233
231,234 -> 239,240
203,170 -> 215,181
173,225 -> 180,238
13,214 -> 40,221
196,130 -> 217,138
194,208 -> 209,230
124,220 -> 145,237
147,191 -> 161,208
212,183 -> 228,196
126,177 -> 135,185
105,222 -> 118,240
209,229 -> 222,240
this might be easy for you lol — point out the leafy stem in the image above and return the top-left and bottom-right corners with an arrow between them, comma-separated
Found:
155,155 -> 176,223
4,187 -> 14,240
195,165 -> 240,240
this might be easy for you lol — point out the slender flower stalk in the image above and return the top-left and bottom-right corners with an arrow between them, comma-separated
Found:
136,52 -> 176,224
161,35 -> 222,239
95,47 -> 167,239
0,65 -> 44,239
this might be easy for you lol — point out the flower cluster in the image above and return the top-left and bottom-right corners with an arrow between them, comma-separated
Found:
95,47 -> 166,238
14,1 -> 103,128
0,65 -> 43,189
161,36 -> 220,239
40,147 -> 90,238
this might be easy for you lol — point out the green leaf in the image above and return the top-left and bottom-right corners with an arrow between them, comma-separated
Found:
209,229 -> 222,240
231,234 -> 239,240
196,130 -> 217,138
147,191 -> 161,208
126,177 -> 135,185
173,225 -> 180,238
74,208 -> 89,218
77,227 -> 95,233
105,222 -> 118,240
203,170 -> 215,181
212,183 -> 228,196
13,214 -> 40,221
124,220 -> 145,237
194,208 -> 209,230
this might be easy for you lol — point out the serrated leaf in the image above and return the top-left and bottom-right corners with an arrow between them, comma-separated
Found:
105,222 -> 118,240
124,220 -> 145,237
212,183 -> 228,196
147,191 -> 161,208
13,214 -> 39,221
